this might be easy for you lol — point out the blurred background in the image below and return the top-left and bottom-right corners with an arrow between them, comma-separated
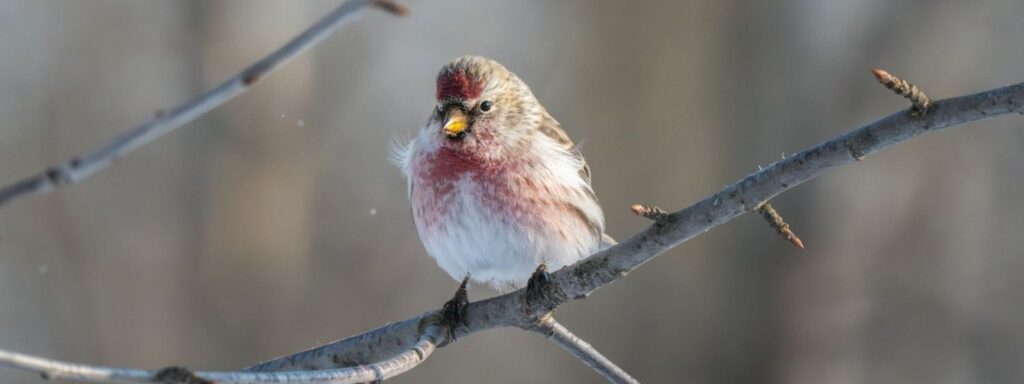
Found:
0,0 -> 1022,383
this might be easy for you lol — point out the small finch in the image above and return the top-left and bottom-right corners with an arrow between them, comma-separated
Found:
393,56 -> 613,294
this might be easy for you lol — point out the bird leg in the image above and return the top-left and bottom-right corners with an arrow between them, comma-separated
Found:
525,262 -> 554,306
441,276 -> 470,341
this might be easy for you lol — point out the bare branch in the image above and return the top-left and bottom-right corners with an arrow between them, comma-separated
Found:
0,7 -> 1019,377
0,326 -> 443,383
245,80 -> 1024,378
0,0 -> 405,209
530,315 -> 639,384
1,78 -> 1018,383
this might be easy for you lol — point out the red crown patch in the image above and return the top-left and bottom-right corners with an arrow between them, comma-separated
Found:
436,68 -> 483,101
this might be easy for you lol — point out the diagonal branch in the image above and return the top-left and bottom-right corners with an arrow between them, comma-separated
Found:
529,315 -> 639,384
0,0 -> 406,209
244,80 -> 1024,377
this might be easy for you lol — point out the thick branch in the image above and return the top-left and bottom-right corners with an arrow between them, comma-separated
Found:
0,7 -> 1019,376
0,80 -> 1020,382
529,316 -> 639,384
0,0 -> 405,208
3,81 -> 1018,383
247,81 -> 1024,373
0,326 -> 442,383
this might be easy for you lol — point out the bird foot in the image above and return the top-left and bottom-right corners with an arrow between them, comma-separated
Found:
154,366 -> 212,384
526,263 -> 554,305
441,276 -> 470,341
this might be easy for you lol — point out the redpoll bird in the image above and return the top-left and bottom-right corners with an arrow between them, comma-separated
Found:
393,56 -> 613,294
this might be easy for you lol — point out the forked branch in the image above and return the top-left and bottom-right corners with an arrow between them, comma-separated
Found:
530,315 -> 639,384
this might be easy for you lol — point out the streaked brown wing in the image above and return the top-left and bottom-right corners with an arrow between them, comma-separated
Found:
537,109 -> 605,238
538,109 -> 593,186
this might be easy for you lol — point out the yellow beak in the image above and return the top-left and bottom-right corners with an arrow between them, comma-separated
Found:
443,113 -> 468,138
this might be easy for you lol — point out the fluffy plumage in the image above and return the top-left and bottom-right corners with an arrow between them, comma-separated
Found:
393,56 -> 610,290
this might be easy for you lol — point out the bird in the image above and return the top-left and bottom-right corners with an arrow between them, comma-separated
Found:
392,56 -> 613,316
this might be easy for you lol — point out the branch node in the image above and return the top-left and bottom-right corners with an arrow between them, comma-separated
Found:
630,204 -> 669,225
755,202 -> 805,249
373,0 -> 410,16
43,168 -> 61,184
872,68 -> 931,115
242,71 -> 262,86
43,166 -> 73,186
845,142 -> 866,161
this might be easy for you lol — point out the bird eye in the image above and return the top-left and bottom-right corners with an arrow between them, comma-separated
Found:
480,100 -> 493,112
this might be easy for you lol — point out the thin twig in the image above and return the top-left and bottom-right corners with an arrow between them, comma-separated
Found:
630,204 -> 669,224
872,68 -> 931,114
0,325 -> 442,383
530,315 -> 639,384
755,202 -> 805,249
244,80 -> 1024,377
0,0 -> 406,209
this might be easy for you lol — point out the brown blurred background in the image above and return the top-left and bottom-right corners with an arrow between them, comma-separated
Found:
0,0 -> 1022,383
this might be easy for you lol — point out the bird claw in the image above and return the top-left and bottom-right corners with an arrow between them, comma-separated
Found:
154,366 -> 212,384
441,276 -> 470,341
526,263 -> 553,305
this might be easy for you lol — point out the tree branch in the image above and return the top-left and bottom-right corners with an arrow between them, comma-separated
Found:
529,315 -> 639,384
243,80 -> 1024,376
0,0 -> 405,209
0,325 -> 442,383
0,78 -> 1019,382
0,79 -> 1020,382
0,4 -> 1019,379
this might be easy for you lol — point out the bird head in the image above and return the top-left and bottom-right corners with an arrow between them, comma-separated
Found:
431,56 -> 541,149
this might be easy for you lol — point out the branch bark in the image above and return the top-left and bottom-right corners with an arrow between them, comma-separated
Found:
244,80 -> 1024,374
529,316 -> 639,384
0,0 -> 405,208
0,326 -> 442,383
